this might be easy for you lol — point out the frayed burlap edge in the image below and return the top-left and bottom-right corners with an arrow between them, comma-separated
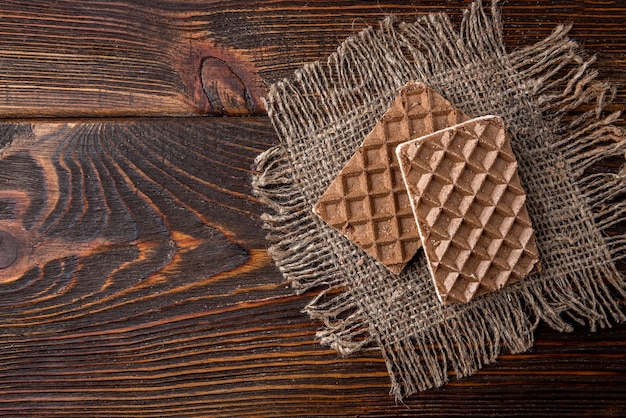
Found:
253,0 -> 626,399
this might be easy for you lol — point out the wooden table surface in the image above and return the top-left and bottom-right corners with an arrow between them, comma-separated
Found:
0,1 -> 624,416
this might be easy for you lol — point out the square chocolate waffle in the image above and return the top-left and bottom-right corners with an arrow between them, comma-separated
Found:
396,116 -> 541,304
313,81 -> 469,274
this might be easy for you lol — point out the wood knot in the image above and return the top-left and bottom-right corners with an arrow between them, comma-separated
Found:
200,56 -> 256,116
0,230 -> 18,269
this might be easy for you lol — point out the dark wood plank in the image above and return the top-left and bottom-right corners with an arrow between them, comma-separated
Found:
0,0 -> 622,116
0,118 -> 624,416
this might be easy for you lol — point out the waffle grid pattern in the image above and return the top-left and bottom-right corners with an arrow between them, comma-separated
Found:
314,82 -> 469,274
397,116 -> 540,304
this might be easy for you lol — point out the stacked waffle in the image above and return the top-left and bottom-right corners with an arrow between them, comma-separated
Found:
313,81 -> 540,304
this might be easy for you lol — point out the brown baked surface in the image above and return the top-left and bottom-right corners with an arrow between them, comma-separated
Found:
397,116 -> 541,303
314,81 -> 469,274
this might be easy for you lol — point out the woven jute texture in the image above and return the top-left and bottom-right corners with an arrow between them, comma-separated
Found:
253,0 -> 626,399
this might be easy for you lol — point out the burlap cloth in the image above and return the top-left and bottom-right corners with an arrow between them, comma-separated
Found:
253,0 -> 626,399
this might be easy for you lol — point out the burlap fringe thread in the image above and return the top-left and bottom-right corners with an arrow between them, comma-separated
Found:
253,0 -> 626,399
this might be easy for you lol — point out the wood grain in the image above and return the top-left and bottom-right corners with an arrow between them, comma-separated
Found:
0,0 -> 624,416
0,0 -> 622,116
0,118 -> 623,416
